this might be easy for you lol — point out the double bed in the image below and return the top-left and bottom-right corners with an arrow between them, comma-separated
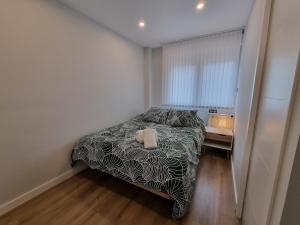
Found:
71,109 -> 205,218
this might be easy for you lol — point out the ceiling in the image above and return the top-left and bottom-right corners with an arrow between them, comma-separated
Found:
59,0 -> 253,47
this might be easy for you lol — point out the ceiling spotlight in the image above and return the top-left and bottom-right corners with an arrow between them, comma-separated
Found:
196,1 -> 205,10
138,20 -> 146,29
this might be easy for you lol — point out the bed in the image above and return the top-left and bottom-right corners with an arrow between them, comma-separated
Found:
71,109 -> 205,218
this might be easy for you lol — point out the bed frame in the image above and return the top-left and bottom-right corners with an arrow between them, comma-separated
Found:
124,179 -> 173,200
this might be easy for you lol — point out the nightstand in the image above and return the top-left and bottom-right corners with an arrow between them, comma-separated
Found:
203,126 -> 234,157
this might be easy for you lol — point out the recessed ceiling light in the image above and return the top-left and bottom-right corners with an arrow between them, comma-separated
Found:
196,1 -> 205,10
138,20 -> 146,29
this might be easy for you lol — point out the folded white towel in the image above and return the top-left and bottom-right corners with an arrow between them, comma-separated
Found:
143,128 -> 158,149
135,130 -> 144,143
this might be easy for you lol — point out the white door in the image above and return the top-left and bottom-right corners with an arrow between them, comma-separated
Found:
242,0 -> 300,224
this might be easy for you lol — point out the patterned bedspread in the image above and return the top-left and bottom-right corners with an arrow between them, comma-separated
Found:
71,115 -> 205,218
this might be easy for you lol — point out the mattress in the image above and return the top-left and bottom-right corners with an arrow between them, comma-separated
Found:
71,115 -> 205,218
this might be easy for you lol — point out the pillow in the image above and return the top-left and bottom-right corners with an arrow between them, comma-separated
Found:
142,107 -> 170,124
166,109 -> 205,128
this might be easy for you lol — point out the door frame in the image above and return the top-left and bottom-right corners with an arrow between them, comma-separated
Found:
235,0 -> 273,217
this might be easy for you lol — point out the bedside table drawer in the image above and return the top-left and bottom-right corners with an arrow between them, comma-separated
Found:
206,133 -> 232,143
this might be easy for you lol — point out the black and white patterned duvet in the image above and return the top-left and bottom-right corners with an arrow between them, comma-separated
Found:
71,115 -> 205,218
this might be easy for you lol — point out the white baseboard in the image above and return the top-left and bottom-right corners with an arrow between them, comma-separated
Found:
0,165 -> 86,217
231,156 -> 238,205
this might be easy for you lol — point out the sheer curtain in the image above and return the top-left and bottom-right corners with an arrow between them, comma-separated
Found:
162,30 -> 243,108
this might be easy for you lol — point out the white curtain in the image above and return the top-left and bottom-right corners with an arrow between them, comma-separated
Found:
162,30 -> 243,108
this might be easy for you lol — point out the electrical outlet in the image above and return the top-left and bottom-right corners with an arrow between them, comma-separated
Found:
209,108 -> 218,113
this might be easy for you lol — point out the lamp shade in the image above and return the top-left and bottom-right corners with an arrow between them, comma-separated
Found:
208,114 -> 234,129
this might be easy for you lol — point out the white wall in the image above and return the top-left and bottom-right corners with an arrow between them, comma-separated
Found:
144,48 -> 152,110
232,0 -> 271,215
0,0 -> 144,211
242,0 -> 300,223
151,48 -> 163,108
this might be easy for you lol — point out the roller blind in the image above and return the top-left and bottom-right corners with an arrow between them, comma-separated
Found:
162,30 -> 243,108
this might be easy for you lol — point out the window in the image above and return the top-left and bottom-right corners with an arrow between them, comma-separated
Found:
165,66 -> 197,106
162,30 -> 243,108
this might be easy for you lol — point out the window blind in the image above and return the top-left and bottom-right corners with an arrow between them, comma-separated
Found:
162,30 -> 243,108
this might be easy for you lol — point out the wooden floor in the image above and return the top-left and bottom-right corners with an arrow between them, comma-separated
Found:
0,153 -> 241,225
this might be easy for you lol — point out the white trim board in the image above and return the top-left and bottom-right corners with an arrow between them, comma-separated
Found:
231,156 -> 238,206
0,165 -> 86,217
